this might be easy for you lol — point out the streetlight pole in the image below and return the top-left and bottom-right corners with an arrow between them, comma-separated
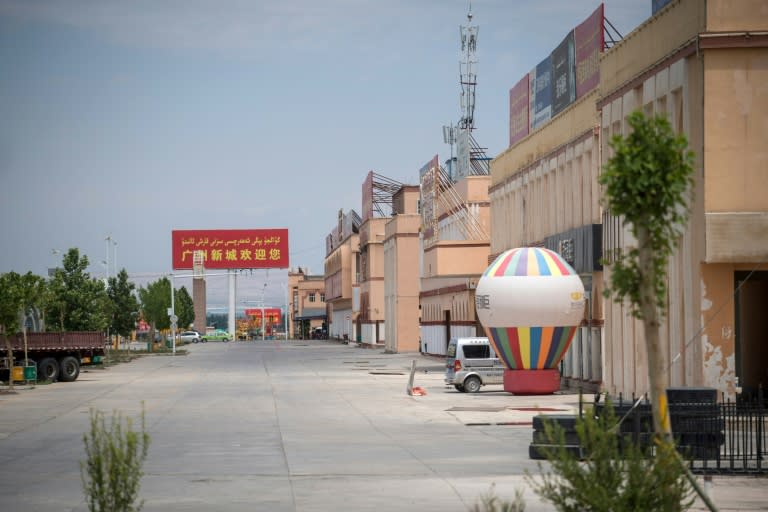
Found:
170,274 -> 177,354
104,236 -> 112,284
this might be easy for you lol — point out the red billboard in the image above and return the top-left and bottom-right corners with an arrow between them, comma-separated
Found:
575,4 -> 604,99
244,308 -> 282,320
172,229 -> 289,270
509,74 -> 530,147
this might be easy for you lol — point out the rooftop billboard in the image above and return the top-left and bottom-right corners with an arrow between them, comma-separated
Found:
172,228 -> 289,270
509,4 -> 604,146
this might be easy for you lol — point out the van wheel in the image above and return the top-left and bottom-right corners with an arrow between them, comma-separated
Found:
463,376 -> 481,393
454,384 -> 466,393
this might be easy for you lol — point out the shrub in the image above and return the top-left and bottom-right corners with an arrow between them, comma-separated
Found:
81,405 -> 150,512
526,399 -> 693,512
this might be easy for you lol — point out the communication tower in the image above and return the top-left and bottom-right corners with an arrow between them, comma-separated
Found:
459,4 -> 478,131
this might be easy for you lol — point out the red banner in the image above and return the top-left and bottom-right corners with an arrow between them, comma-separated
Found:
509,74 -> 530,147
574,4 -> 603,99
172,229 -> 289,270
244,308 -> 282,320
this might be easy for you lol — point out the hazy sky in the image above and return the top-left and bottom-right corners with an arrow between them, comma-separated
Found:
0,0 -> 650,309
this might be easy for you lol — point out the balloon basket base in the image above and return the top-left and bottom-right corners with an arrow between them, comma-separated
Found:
503,368 -> 560,394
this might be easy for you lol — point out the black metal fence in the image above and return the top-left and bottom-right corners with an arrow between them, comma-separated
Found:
605,387 -> 766,475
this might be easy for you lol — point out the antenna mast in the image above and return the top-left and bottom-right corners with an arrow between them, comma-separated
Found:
459,3 -> 478,131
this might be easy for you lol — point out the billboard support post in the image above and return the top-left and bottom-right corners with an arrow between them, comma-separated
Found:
228,270 -> 236,338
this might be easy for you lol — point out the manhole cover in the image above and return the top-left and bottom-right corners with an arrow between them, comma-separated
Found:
509,407 -> 566,412
446,406 -> 508,412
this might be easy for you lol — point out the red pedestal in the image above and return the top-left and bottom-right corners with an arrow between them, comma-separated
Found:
503,368 -> 560,394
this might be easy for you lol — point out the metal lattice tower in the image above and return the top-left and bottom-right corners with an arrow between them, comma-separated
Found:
459,4 -> 478,131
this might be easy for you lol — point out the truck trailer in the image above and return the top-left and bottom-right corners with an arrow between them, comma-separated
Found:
1,331 -> 106,383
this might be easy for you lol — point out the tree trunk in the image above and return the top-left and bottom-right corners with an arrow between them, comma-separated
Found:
637,225 -> 672,439
3,336 -> 14,391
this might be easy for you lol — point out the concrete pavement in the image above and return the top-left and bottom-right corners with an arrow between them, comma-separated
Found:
0,340 -> 765,511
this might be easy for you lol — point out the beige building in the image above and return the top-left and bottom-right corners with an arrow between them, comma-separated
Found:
324,210 -> 361,342
287,268 -> 327,339
420,160 -> 492,355
491,0 -> 768,397
490,89 -> 603,390
383,185 -> 421,353
359,215 -> 388,346
599,0 -> 768,399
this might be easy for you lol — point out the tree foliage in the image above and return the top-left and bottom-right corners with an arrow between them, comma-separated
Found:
0,272 -> 24,335
138,278 -> 171,334
47,248 -> 111,331
175,286 -> 194,330
108,269 -> 140,338
599,111 -> 695,318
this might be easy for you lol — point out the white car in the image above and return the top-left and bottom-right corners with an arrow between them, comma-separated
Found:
179,331 -> 203,343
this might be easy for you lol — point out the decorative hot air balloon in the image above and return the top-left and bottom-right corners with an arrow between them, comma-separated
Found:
475,247 -> 585,394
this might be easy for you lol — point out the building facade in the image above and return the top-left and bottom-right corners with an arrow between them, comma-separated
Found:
288,268 -> 327,339
383,186 -> 421,353
420,166 -> 491,356
599,0 -> 768,399
324,210 -> 361,342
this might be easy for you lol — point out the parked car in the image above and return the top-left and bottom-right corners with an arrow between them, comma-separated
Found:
179,331 -> 203,344
201,329 -> 232,342
444,337 -> 504,392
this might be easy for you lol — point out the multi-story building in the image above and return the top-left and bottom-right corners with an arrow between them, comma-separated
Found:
490,5 -> 618,392
419,154 -> 491,355
491,0 -> 768,397
287,268 -> 327,339
383,185 -> 421,353
599,0 -> 768,399
324,209 -> 361,342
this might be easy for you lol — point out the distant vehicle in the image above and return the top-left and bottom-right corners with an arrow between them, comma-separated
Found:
179,331 -> 203,344
310,327 -> 327,340
202,329 -> 232,342
444,337 -> 504,393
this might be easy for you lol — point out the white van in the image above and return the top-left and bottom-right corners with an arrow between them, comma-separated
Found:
444,337 -> 504,393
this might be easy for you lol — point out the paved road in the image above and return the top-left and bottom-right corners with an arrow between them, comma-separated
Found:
0,340 -> 765,511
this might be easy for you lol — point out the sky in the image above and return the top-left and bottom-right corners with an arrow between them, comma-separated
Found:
0,0 -> 651,310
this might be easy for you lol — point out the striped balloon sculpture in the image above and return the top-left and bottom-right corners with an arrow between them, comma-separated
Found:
475,247 -> 585,392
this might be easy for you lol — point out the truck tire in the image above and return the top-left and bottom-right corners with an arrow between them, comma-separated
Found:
38,357 -> 60,382
59,356 -> 80,382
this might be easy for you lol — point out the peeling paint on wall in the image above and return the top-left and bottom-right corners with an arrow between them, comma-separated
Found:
702,334 -> 736,400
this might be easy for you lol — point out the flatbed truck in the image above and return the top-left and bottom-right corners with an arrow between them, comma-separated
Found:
1,331 -> 106,383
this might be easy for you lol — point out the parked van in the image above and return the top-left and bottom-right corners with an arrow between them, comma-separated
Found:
444,337 -> 504,393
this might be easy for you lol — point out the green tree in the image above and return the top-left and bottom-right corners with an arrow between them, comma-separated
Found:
0,272 -> 24,389
48,248 -> 111,331
107,269 -> 140,338
175,286 -> 194,330
138,278 -> 171,347
598,111 -> 716,511
599,111 -> 695,438
17,272 -> 47,364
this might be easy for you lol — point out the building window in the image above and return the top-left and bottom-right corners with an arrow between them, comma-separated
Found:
320,293 -> 325,302
309,292 -> 316,302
